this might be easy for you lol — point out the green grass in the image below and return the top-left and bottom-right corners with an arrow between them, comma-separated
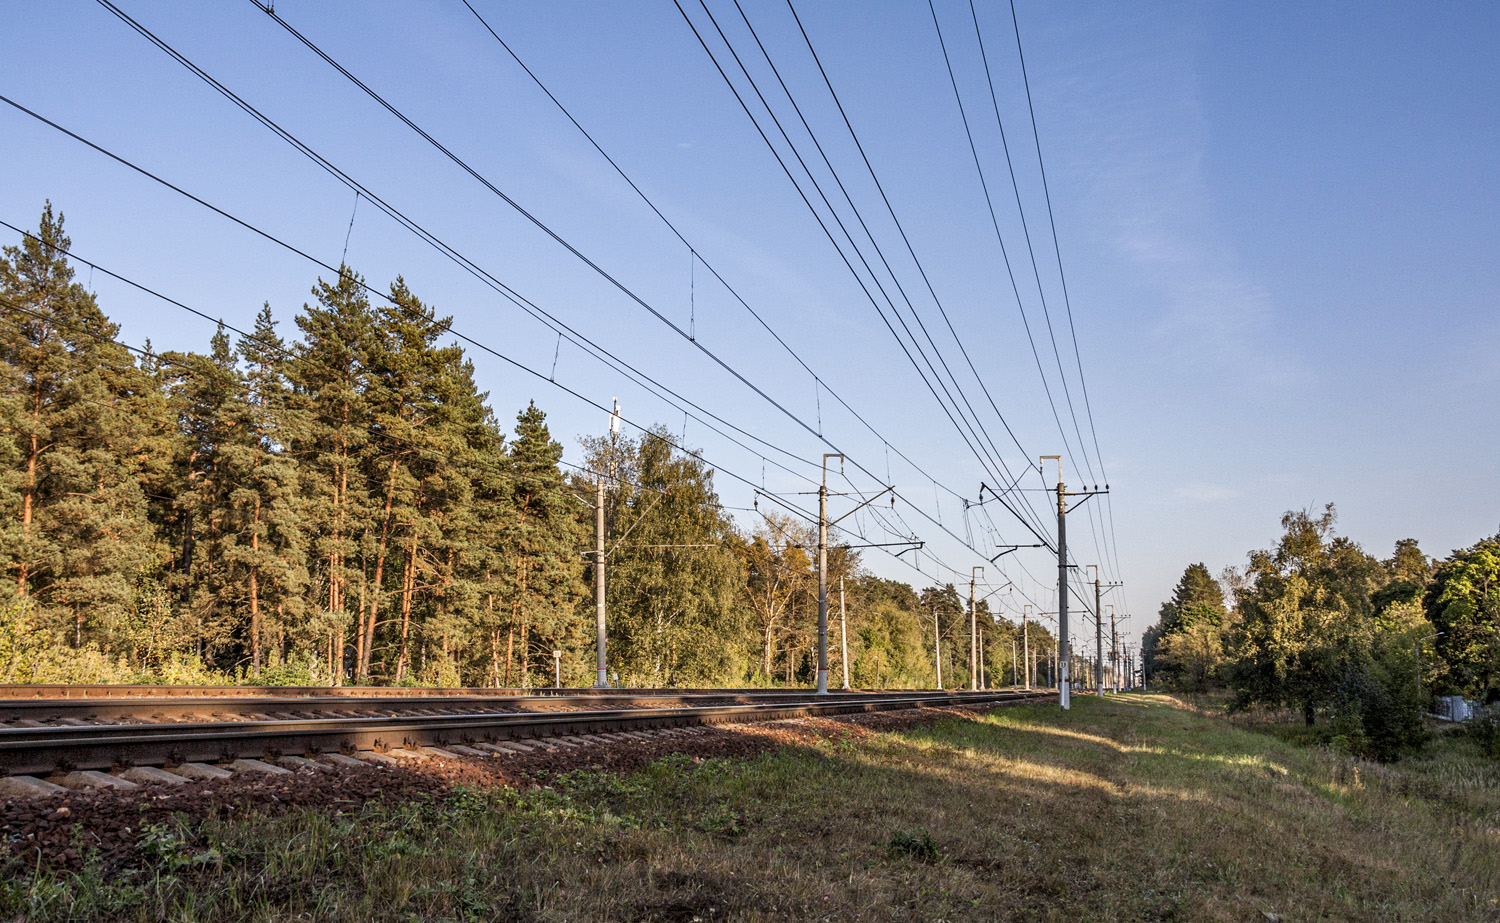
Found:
6,694 -> 1500,921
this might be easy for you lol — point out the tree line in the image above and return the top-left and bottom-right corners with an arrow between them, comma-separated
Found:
0,204 -> 1057,689
1143,503 -> 1500,760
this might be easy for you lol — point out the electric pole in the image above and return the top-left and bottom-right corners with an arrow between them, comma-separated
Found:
969,566 -> 983,691
815,455 -> 891,695
1109,605 -> 1118,693
1042,456 -> 1109,709
979,625 -> 986,689
1043,455 -> 1069,708
931,597 -> 942,690
1086,567 -> 1123,698
593,399 -> 621,690
1022,604 -> 1032,690
593,476 -> 607,688
1093,566 -> 1103,696
839,575 -> 850,690
817,458 -> 832,695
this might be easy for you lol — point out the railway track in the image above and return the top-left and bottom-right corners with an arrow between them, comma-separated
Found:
0,687 -> 1053,791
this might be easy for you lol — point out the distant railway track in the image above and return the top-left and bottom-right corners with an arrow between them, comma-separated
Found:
0,687 -> 1052,782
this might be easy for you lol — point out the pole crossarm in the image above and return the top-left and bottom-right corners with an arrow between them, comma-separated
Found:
977,582 -> 1013,604
1064,488 -> 1107,515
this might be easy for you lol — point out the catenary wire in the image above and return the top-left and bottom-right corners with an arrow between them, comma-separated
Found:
778,0 -> 1052,540
458,0 -> 1017,546
235,0 -> 1051,559
678,0 -> 1015,497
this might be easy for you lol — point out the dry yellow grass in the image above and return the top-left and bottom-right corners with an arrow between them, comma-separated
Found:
7,694 -> 1499,921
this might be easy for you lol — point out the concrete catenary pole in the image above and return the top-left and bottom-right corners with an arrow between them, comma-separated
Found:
840,575 -> 850,690
594,477 -> 607,688
816,459 -> 830,695
969,567 -> 983,691
932,598 -> 942,690
1094,568 -> 1105,698
1044,456 -> 1070,710
1022,604 -> 1032,690
1110,605 -> 1119,693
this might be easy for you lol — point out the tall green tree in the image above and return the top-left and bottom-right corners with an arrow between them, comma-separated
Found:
586,427 -> 744,686
1144,562 -> 1229,687
0,204 -> 164,645
160,324 -> 243,661
1426,537 -> 1500,699
499,402 -> 584,687
222,306 -> 308,673
355,278 -> 468,682
1223,503 -> 1424,756
288,269 -> 376,682
740,512 -> 813,681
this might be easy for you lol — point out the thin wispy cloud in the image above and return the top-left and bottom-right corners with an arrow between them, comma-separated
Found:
1041,6 -> 1306,392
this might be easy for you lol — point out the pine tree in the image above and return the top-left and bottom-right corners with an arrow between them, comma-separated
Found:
458,399 -> 512,687
220,305 -> 307,674
500,402 -> 584,687
0,204 -> 164,646
365,279 -> 488,683
160,324 -> 242,661
289,270 -> 376,683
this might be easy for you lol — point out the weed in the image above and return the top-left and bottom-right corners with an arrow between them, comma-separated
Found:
1469,706 -> 1500,759
888,827 -> 940,862
138,822 -> 220,871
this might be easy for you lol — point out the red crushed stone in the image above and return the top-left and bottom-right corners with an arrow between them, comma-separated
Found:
1,699 -> 1049,874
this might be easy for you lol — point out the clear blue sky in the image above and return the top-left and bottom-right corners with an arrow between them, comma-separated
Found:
3,1 -> 1497,656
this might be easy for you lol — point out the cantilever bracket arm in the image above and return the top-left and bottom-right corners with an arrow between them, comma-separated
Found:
990,543 -> 1045,563
608,490 -> 668,554
839,540 -> 923,551
830,485 -> 895,526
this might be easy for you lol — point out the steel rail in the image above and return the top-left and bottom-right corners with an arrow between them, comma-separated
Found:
0,684 -> 861,700
1,690 -> 959,723
0,690 -> 1051,776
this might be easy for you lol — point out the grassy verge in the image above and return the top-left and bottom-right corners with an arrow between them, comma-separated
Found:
6,694 -> 1499,921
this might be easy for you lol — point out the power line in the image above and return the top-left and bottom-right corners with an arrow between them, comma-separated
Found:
1,206 -> 991,613
780,0 -> 1050,532
87,1 -> 826,493
39,6 -> 1080,598
0,90 -> 836,508
233,0 -> 1051,563
674,0 -> 1062,549
927,0 -> 1090,489
0,94 -> 1033,615
239,1 -> 837,461
1006,0 -> 1107,485
457,0 -> 1025,540
739,0 -> 1032,492
944,0 -> 1123,594
1001,0 -> 1125,598
677,0 -> 1015,497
